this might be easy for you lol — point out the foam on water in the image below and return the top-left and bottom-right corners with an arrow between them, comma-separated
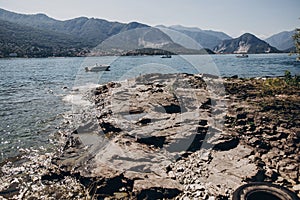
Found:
62,94 -> 92,106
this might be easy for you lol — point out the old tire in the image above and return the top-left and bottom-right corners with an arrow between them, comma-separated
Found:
232,182 -> 300,200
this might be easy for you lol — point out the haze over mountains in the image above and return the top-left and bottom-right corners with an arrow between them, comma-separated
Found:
156,25 -> 232,50
214,33 -> 281,54
0,8 -> 296,57
265,30 -> 296,51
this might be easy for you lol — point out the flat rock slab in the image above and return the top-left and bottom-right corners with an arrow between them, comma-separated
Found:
56,73 -> 230,197
2,74 -> 299,199
204,145 -> 257,195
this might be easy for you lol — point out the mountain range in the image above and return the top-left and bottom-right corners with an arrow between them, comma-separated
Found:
0,8 -> 150,46
156,25 -> 232,50
214,33 -> 281,54
0,8 -> 296,57
265,30 -> 296,51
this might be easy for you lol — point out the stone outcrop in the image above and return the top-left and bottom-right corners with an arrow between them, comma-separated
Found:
0,73 -> 299,199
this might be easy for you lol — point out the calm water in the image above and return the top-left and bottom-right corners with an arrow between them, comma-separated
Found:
0,54 -> 299,161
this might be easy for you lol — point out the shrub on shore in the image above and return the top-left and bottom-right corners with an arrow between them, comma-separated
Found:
262,70 -> 299,95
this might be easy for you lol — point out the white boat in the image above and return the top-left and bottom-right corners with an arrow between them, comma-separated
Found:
161,55 -> 172,58
85,64 -> 110,72
236,53 -> 248,58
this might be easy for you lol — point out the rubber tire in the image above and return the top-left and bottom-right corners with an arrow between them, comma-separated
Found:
232,182 -> 300,200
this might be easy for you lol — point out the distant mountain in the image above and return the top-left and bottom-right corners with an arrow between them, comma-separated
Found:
214,33 -> 281,54
169,25 -> 232,40
0,19 -> 88,57
0,9 -> 213,57
0,8 -> 149,47
265,30 -> 295,51
167,25 -> 203,33
0,8 -> 287,57
157,25 -> 232,50
0,8 -> 59,28
91,27 -> 213,55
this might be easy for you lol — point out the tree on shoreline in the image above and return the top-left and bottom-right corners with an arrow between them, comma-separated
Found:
293,27 -> 300,61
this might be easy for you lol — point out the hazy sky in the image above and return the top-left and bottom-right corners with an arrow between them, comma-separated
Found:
0,0 -> 299,38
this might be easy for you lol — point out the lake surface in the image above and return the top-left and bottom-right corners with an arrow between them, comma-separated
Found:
0,54 -> 299,161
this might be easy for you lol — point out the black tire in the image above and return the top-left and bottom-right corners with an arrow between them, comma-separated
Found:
232,182 -> 300,200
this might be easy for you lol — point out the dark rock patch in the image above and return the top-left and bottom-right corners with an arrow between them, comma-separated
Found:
75,121 -> 99,133
186,133 -> 207,152
196,126 -> 209,134
137,118 -> 152,125
0,183 -> 19,199
129,107 -> 144,114
200,98 -> 216,109
99,121 -> 122,134
154,104 -> 186,114
199,119 -> 208,126
136,187 -> 181,199
237,112 -> 247,119
137,136 -> 166,148
212,137 -> 239,151
94,175 -> 133,198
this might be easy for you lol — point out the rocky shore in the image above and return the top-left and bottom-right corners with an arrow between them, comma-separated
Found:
0,73 -> 299,199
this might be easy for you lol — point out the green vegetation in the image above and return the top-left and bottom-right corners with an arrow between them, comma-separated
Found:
293,28 -> 300,60
284,70 -> 300,86
263,78 -> 287,95
262,70 -> 300,95
0,19 -> 89,57
0,9 -> 150,58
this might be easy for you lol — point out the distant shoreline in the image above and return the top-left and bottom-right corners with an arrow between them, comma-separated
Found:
0,51 -> 292,59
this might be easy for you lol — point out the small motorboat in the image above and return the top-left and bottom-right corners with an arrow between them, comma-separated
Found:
85,64 -> 110,72
160,55 -> 172,58
236,53 -> 248,58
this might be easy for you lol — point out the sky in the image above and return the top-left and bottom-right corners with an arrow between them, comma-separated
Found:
0,0 -> 299,39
